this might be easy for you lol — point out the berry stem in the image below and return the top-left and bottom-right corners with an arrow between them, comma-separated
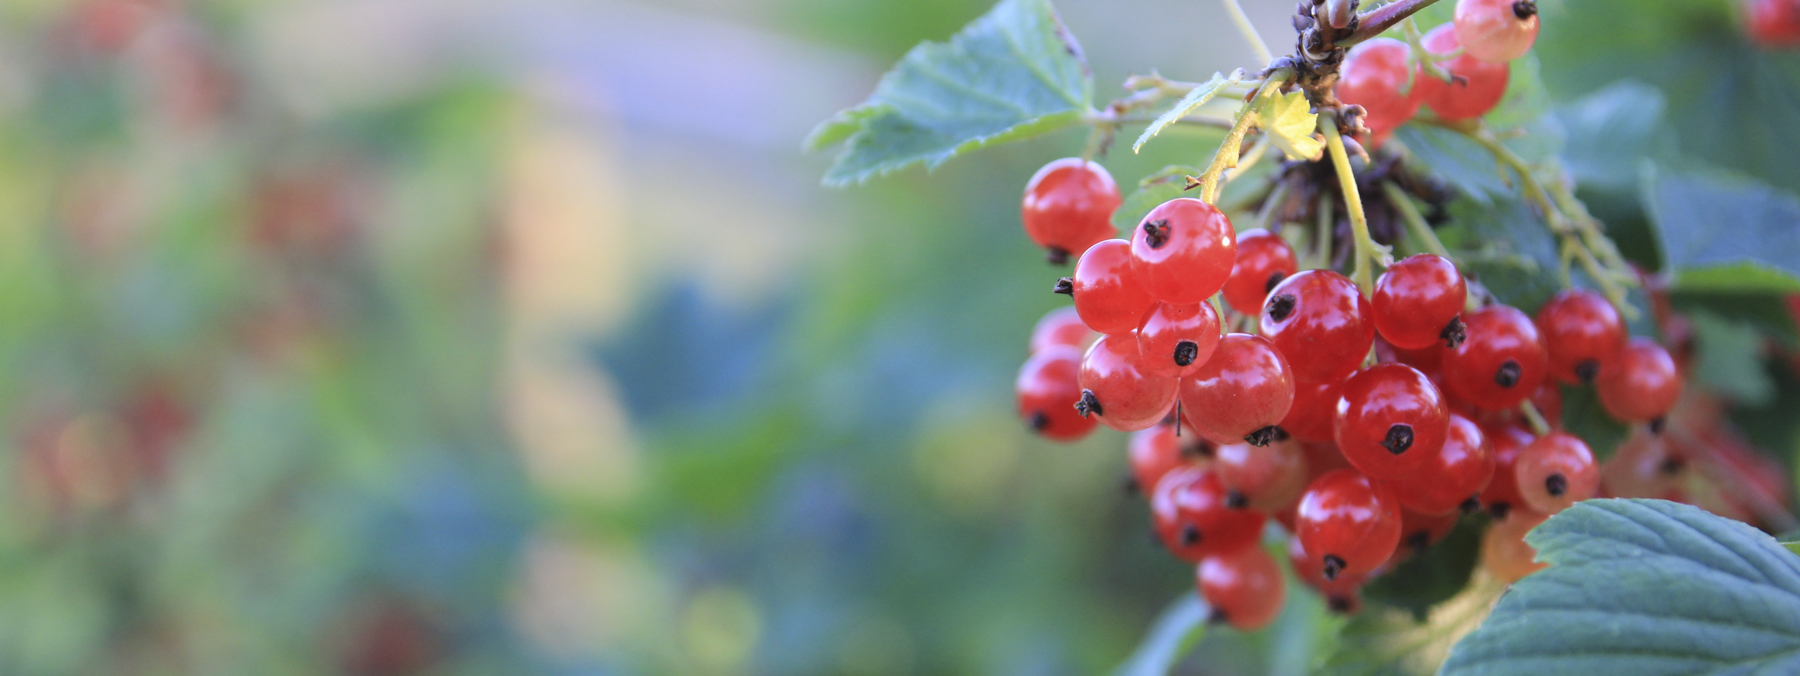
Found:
1220,0 -> 1274,65
1198,70 -> 1292,204
1517,400 -> 1552,437
1312,195 -> 1334,271
1381,181 -> 1450,259
1400,17 -> 1460,89
1342,0 -> 1446,48
1320,115 -> 1392,295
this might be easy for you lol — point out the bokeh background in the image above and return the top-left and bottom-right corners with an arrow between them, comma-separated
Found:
0,0 -> 1792,674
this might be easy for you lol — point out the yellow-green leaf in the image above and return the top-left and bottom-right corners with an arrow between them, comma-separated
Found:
1131,70 -> 1242,154
1256,90 -> 1324,162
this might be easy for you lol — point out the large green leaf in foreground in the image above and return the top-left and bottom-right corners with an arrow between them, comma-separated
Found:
807,0 -> 1092,186
1441,499 -> 1800,676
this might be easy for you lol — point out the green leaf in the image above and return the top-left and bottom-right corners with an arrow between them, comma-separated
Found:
809,0 -> 1093,186
1393,125 -> 1512,203
1442,499 -> 1800,676
1132,71 -> 1242,154
1112,591 -> 1210,676
1688,310 -> 1777,406
1643,163 -> 1800,292
1671,292 -> 1800,349
1361,518 -> 1481,622
1317,578 -> 1503,676
1785,541 -> 1800,557
1256,90 -> 1324,162
1552,81 -> 1674,190
1437,197 -> 1562,313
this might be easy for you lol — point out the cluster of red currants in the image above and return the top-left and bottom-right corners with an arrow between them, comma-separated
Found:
1013,151 -> 1686,628
1334,0 -> 1539,143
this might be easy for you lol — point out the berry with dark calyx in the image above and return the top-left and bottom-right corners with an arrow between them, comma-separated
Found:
1287,534 -> 1365,595
1214,439 -> 1309,512
1151,466 -> 1267,562
1515,431 -> 1598,514
1415,24 -> 1510,121
1028,305 -> 1095,355
1180,333 -> 1297,446
1137,302 -> 1222,378
1261,270 -> 1376,383
1072,239 -> 1159,335
1079,333 -> 1178,431
1016,345 -> 1099,442
1535,289 -> 1626,384
1197,546 -> 1287,631
1129,423 -> 1199,497
1477,421 -> 1535,519
1221,228 -> 1300,315
1749,0 -> 1800,48
1597,337 -> 1682,423
1129,198 -> 1238,304
1481,508 -> 1548,583
1334,364 -> 1450,480
1444,304 -> 1547,411
1281,377 -> 1346,443
1453,0 -> 1541,63
1391,414 -> 1493,515
1022,158 -> 1120,263
1372,254 -> 1467,350
1400,508 -> 1460,553
1296,469 -> 1403,582
1335,38 -> 1424,137
1600,427 -> 1682,499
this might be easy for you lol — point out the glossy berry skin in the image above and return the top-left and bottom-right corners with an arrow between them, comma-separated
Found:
1214,440 -> 1308,512
1399,508 -> 1460,552
1129,198 -> 1237,304
1481,508 -> 1548,583
1021,158 -> 1120,263
1287,535 -> 1365,603
1079,333 -> 1178,431
1071,239 -> 1158,335
1477,422 -> 1535,519
1335,364 -> 1450,480
1198,546 -> 1287,631
1261,270 -> 1376,383
1180,333 -> 1296,446
1372,254 -> 1467,350
1444,304 -> 1547,412
1282,378 -> 1345,443
1296,469 -> 1402,582
1137,302 -> 1221,378
1535,289 -> 1625,384
1391,414 -> 1492,515
1453,0 -> 1541,63
1028,306 -> 1094,355
1415,24 -> 1509,122
1515,431 -> 1597,514
1597,338 -> 1682,423
1016,345 -> 1098,441
1335,38 -> 1424,136
1222,229 -> 1299,315
1152,467 -> 1267,562
1749,0 -> 1800,48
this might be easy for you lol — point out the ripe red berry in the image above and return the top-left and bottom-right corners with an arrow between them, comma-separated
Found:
1378,335 -> 1446,375
1534,289 -> 1625,384
1335,37 -> 1424,136
1415,24 -> 1509,121
1453,0 -> 1541,63
1221,228 -> 1299,315
1600,427 -> 1683,499
1334,363 -> 1450,480
1398,507 -> 1460,553
1180,333 -> 1296,446
1287,534 -> 1364,596
1214,439 -> 1308,512
1749,0 -> 1800,48
1068,239 -> 1158,335
1130,423 -> 1205,493
1129,198 -> 1237,304
1028,305 -> 1094,355
1596,337 -> 1682,423
1152,466 -> 1267,562
1515,431 -> 1598,514
1481,508 -> 1548,583
1281,378 -> 1345,443
1444,304 -> 1547,411
1296,469 -> 1402,582
1078,333 -> 1178,431
1477,421 -> 1534,519
1016,345 -> 1099,441
1390,414 -> 1493,515
1137,302 -> 1221,378
1261,270 -> 1376,383
1372,254 -> 1467,350
1022,158 -> 1120,264
1198,546 -> 1287,631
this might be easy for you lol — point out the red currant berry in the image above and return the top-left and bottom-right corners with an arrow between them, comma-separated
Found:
1335,38 -> 1424,136
1078,333 -> 1178,431
1016,345 -> 1099,441
1296,469 -> 1402,582
1750,0 -> 1800,48
1534,289 -> 1625,384
1152,466 -> 1267,562
1481,508 -> 1547,583
1029,305 -> 1094,355
1453,0 -> 1540,63
1415,24 -> 1509,121
1067,239 -> 1158,335
1214,439 -> 1308,512
1287,534 -> 1365,595
1300,440 -> 1354,481
1334,364 -> 1450,480
1261,270 -> 1376,383
1372,254 -> 1467,350
1444,304 -> 1547,411
1137,302 -> 1221,378
1600,427 -> 1683,499
1129,198 -> 1237,304
1022,158 -> 1120,264
1281,378 -> 1345,443
1179,333 -> 1296,446
1391,414 -> 1492,515
1221,228 -> 1299,316
1515,431 -> 1598,514
1129,423 -> 1200,495
1197,546 -> 1286,631
1596,337 -> 1682,423
1476,421 -> 1534,519
1399,507 -> 1460,553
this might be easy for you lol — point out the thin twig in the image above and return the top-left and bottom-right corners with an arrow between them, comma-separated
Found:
1381,181 -> 1450,258
1221,0 -> 1274,65
1342,0 -> 1446,48
1320,116 -> 1391,293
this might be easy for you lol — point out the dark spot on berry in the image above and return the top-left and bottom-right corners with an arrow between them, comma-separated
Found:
1489,502 -> 1513,520
1322,554 -> 1347,581
1544,473 -> 1567,497
1181,524 -> 1202,547
1440,315 -> 1467,349
1075,390 -> 1102,417
1574,359 -> 1599,384
1512,0 -> 1537,19
1207,607 -> 1229,625
1460,495 -> 1482,514
1494,359 -> 1522,388
1660,456 -> 1686,475
1265,270 -> 1288,294
1052,277 -> 1074,296
1382,424 -> 1414,455
1225,489 -> 1249,509
1267,293 -> 1297,322
1271,426 -> 1291,441
1649,417 -> 1666,435
1174,340 -> 1200,367
1244,425 -> 1283,447
1142,219 -> 1172,249
1327,595 -> 1356,614
1045,247 -> 1069,265
1028,411 -> 1049,432
1406,530 -> 1432,552
1121,475 -> 1140,496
